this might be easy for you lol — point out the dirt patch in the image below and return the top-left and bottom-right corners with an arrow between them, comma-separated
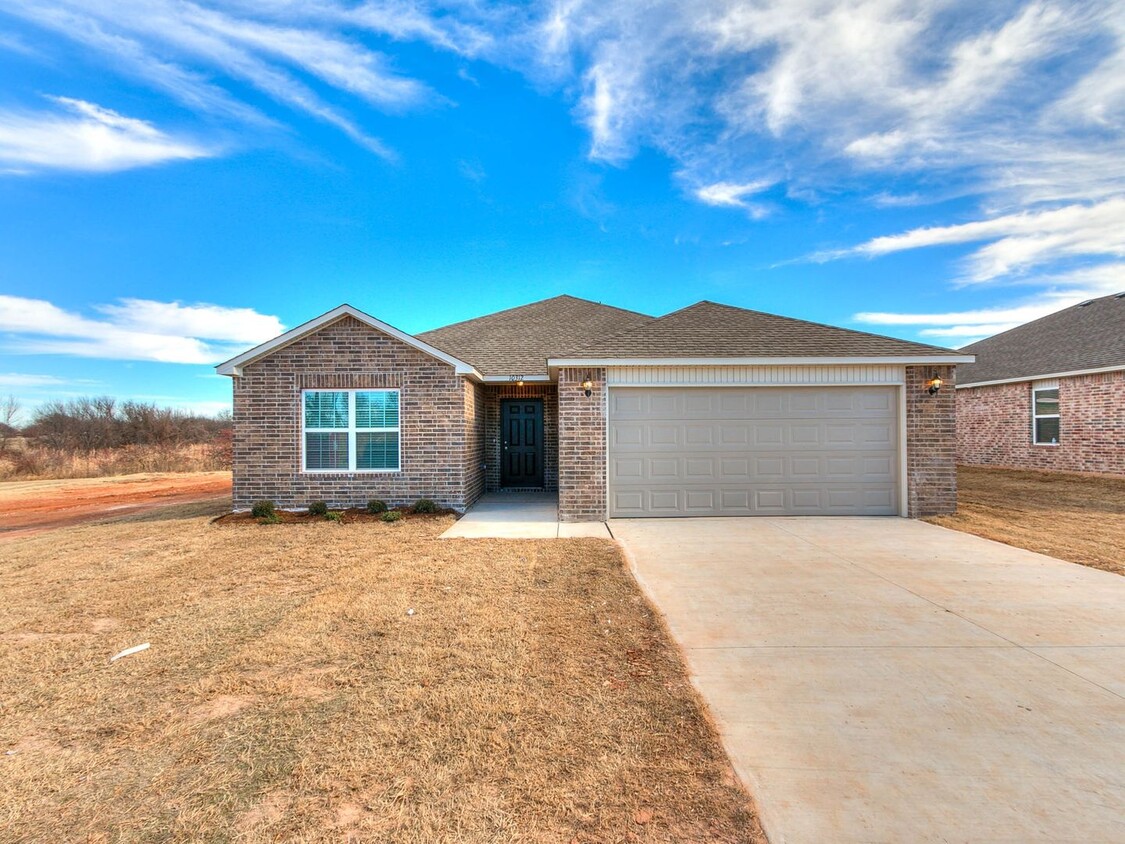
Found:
927,466 -> 1125,575
186,695 -> 257,723
0,472 -> 231,541
0,508 -> 764,842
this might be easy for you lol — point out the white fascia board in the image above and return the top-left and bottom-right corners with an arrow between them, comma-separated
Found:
215,304 -> 482,379
478,374 -> 554,383
548,355 -> 975,368
955,363 -> 1125,389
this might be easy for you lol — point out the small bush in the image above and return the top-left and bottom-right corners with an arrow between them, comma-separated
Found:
308,500 -> 328,516
380,510 -> 402,523
257,513 -> 281,525
250,500 -> 275,518
412,498 -> 438,514
325,511 -> 344,523
366,499 -> 388,514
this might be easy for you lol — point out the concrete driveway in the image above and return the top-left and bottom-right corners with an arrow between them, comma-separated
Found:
611,517 -> 1125,844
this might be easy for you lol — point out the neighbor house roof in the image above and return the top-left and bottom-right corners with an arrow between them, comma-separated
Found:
550,301 -> 968,363
957,292 -> 1125,387
417,295 -> 652,378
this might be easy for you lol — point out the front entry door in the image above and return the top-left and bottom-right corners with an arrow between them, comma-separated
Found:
501,399 -> 544,488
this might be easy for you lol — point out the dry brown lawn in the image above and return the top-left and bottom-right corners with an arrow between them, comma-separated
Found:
0,500 -> 762,843
927,465 -> 1125,575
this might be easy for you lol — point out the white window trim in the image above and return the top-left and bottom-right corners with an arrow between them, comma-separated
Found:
301,388 -> 401,473
1031,383 -> 1060,446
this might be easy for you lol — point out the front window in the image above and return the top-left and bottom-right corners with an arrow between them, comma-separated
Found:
1032,386 -> 1059,445
303,389 -> 400,471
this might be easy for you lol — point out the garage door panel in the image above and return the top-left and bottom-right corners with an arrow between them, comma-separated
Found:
608,386 -> 900,517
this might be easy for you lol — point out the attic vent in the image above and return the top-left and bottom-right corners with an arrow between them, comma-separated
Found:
1116,292 -> 1125,299
1078,300 -> 1093,307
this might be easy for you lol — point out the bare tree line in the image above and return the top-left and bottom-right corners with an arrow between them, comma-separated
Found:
0,394 -> 232,479
19,396 -> 229,451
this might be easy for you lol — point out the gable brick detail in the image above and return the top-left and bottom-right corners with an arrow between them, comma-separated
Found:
957,370 -> 1125,475
906,365 -> 957,517
558,367 -> 607,521
232,315 -> 470,511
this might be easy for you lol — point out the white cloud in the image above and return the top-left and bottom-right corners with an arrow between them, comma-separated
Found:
0,295 -> 283,364
0,97 -> 211,173
0,373 -> 72,388
95,299 -> 285,345
694,180 -> 774,217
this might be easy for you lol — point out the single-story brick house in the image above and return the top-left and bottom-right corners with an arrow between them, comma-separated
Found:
956,291 -> 1125,475
217,295 -> 973,520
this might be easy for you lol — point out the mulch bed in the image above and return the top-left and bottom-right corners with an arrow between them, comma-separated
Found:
213,507 -> 459,526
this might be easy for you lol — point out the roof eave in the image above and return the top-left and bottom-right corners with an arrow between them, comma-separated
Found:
956,363 -> 1125,389
548,354 -> 975,370
215,304 -> 483,380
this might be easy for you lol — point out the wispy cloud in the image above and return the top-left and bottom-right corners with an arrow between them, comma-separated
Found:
853,264 -> 1125,342
0,97 -> 212,173
693,180 -> 774,217
2,0 -> 494,160
0,295 -> 283,364
0,373 -> 74,388
817,199 -> 1125,283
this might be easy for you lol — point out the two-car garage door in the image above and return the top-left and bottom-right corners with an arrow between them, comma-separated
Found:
608,386 -> 900,517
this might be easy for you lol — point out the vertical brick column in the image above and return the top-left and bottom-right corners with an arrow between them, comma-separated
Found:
557,367 -> 607,521
906,364 -> 957,516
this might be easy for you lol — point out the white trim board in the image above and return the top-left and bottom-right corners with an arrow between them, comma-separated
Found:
550,355 -> 973,370
957,364 -> 1125,389
215,304 -> 483,379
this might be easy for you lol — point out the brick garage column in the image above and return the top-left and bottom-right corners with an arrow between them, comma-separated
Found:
558,367 -> 607,521
906,364 -> 957,517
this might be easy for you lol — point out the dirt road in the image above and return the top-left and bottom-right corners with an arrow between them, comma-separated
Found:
0,472 -> 231,541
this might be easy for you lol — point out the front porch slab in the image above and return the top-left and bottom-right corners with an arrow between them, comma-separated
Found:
440,492 -> 612,539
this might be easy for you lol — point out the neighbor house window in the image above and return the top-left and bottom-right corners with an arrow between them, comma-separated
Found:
1032,385 -> 1059,445
302,389 -> 400,471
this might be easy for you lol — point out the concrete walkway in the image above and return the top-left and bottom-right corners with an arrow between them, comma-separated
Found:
440,492 -> 611,539
611,517 -> 1125,844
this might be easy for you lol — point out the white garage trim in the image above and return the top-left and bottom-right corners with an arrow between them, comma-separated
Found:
607,364 -> 906,386
606,384 -> 907,518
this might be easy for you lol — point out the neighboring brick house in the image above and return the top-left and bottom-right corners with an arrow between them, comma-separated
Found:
218,295 -> 972,520
956,292 -> 1125,476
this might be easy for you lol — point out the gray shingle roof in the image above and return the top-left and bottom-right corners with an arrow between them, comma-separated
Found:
558,301 -> 960,360
957,292 -> 1125,385
417,295 -> 652,376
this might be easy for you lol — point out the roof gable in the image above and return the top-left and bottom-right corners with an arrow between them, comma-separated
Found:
554,301 -> 967,361
417,295 -> 652,377
958,292 -> 1125,385
215,304 -> 480,377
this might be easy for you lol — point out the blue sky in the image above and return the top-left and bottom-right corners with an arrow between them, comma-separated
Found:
0,0 -> 1122,419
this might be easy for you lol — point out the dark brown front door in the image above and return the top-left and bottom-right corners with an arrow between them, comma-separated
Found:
501,399 -> 544,488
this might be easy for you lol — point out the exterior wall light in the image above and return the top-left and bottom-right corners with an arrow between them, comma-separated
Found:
927,375 -> 943,395
581,376 -> 594,397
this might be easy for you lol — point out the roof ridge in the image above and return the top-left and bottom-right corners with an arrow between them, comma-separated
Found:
563,299 -> 959,357
418,294 -> 651,335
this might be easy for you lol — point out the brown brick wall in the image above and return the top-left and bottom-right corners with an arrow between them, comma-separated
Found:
957,370 -> 1125,475
557,367 -> 607,521
905,365 -> 957,517
231,315 -> 471,511
483,384 -> 559,492
463,380 -> 486,506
